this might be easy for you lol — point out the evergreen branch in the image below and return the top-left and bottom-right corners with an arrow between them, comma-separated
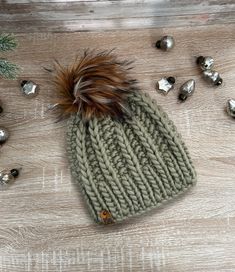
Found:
0,59 -> 19,79
0,34 -> 17,52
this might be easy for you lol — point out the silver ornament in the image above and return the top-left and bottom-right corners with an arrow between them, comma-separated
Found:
157,77 -> 175,94
21,80 -> 39,98
0,127 -> 9,144
0,169 -> 19,186
197,56 -> 214,71
178,79 -> 195,102
156,36 -> 175,51
0,170 -> 14,185
227,99 -> 235,118
202,70 -> 223,86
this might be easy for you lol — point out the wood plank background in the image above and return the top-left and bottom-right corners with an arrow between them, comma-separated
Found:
1,0 -> 235,32
0,1 -> 235,271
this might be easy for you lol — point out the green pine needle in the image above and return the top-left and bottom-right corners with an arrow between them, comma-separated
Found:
0,59 -> 19,79
0,34 -> 17,52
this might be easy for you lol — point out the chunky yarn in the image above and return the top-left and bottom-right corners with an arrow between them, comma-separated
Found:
67,91 -> 197,224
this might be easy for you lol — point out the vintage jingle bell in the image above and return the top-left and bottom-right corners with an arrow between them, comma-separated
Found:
21,80 -> 39,98
226,99 -> 235,118
202,70 -> 223,86
0,169 -> 19,186
156,36 -> 175,51
178,79 -> 196,102
197,56 -> 214,71
0,127 -> 9,144
157,77 -> 175,94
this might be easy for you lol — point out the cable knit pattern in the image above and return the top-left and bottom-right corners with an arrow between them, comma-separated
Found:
67,92 -> 197,224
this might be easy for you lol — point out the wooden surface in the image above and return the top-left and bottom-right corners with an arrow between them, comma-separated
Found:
1,0 -> 235,32
1,3 -> 235,271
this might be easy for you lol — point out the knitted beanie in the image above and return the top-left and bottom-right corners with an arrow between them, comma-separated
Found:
52,51 -> 197,224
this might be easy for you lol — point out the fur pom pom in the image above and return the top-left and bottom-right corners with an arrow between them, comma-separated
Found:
52,50 -> 138,121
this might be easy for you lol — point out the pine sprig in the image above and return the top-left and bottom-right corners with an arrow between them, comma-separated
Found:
0,59 -> 19,79
0,34 -> 17,52
0,34 -> 19,79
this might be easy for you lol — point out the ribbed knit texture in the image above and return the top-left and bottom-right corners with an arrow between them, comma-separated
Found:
67,92 -> 197,224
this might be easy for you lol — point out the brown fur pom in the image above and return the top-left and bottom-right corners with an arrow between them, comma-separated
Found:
52,50 -> 138,121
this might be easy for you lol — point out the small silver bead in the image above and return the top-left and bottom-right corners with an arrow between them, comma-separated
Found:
197,56 -> 214,71
0,170 -> 14,185
0,127 -> 9,144
21,80 -> 39,98
178,79 -> 196,102
0,169 -> 20,186
156,36 -> 175,51
157,77 -> 175,94
227,99 -> 235,118
202,70 -> 223,86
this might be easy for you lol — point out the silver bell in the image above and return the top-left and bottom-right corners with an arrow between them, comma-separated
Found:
157,77 -> 175,94
156,36 -> 175,51
21,80 -> 39,98
197,56 -> 214,71
0,127 -> 9,144
0,169 -> 19,186
202,70 -> 223,86
178,79 -> 195,102
226,99 -> 235,118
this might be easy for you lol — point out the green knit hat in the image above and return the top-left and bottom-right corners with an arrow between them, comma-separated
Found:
53,51 -> 197,224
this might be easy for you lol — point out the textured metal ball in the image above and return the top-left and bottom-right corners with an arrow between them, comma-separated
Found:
0,170 -> 13,185
202,70 -> 223,86
157,76 -> 175,94
227,99 -> 235,118
0,168 -> 20,186
156,36 -> 175,51
197,56 -> 214,71
178,79 -> 196,102
0,127 -> 9,144
21,80 -> 39,98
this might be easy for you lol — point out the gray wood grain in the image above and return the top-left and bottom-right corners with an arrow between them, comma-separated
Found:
1,0 -> 235,32
0,23 -> 235,271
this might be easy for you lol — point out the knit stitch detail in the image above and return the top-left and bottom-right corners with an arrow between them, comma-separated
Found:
67,92 -> 197,224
